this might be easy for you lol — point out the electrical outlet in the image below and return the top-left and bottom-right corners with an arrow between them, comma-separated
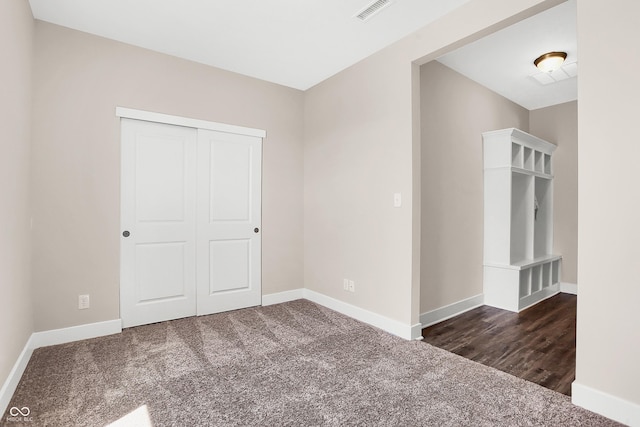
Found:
78,294 -> 90,310
343,279 -> 356,292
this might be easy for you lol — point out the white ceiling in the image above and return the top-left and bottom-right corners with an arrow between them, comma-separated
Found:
28,0 -> 472,91
28,0 -> 577,108
437,0 -> 577,110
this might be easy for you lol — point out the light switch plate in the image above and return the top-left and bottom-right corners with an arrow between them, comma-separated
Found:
393,193 -> 402,207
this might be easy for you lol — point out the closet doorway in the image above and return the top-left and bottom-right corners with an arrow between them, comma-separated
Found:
118,109 -> 263,328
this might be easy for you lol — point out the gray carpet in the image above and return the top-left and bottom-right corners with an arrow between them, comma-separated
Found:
2,300 -> 620,426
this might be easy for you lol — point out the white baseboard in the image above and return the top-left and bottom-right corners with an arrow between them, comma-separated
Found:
420,294 -> 485,328
31,319 -> 122,349
262,288 -> 304,306
264,288 -> 421,340
302,289 -> 421,340
0,335 -> 35,417
411,323 -> 424,341
560,282 -> 578,295
2,294 -> 426,413
1,319 -> 122,416
573,381 -> 640,426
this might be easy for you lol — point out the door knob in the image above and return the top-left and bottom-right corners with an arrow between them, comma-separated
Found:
254,228 -> 260,233
122,231 -> 130,237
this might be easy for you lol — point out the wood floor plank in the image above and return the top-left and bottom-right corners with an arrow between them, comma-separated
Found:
421,293 -> 576,395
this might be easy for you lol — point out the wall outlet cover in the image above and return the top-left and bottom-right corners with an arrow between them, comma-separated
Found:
78,294 -> 90,310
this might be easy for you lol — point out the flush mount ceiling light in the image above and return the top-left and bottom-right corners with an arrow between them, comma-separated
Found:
534,51 -> 568,73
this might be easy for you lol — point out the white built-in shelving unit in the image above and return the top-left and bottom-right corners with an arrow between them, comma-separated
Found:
483,128 -> 561,312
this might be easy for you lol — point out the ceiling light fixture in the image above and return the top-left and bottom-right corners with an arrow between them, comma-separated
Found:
534,51 -> 567,73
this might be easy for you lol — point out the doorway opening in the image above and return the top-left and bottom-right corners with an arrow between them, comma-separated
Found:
417,0 -> 578,395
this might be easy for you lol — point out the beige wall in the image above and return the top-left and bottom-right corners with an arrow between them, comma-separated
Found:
31,21 -> 304,331
418,63 -> 579,315
3,0 -> 637,419
530,101 -> 578,285
0,0 -> 34,391
576,0 -> 640,410
27,0 -> 562,334
304,41 -> 415,325
304,0 -> 560,328
419,61 -> 529,313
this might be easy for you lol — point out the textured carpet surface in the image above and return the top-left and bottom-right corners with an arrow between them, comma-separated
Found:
2,300 -> 620,426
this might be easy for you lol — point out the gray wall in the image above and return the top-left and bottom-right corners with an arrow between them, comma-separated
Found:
0,0 -> 34,392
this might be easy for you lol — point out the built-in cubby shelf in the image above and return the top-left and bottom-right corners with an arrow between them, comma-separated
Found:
483,128 -> 562,312
508,137 -> 554,178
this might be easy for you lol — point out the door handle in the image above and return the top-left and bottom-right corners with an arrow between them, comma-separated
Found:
122,231 -> 130,237
254,228 -> 260,233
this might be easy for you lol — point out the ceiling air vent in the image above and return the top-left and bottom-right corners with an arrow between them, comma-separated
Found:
355,0 -> 394,22
530,61 -> 578,86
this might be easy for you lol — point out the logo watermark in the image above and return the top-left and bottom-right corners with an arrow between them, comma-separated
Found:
6,406 -> 33,423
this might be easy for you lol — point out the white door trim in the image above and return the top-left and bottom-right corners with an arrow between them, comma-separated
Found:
116,107 -> 266,138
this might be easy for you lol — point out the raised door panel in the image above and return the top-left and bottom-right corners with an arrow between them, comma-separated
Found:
135,242 -> 188,302
209,239 -> 251,293
209,140 -> 252,222
135,135 -> 187,222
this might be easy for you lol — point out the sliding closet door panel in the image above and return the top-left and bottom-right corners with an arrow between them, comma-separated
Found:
197,129 -> 262,315
120,119 -> 197,328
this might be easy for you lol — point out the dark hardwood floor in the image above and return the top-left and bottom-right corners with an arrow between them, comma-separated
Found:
421,293 -> 576,395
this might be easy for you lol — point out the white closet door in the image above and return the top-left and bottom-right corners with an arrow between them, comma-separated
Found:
120,119 -> 197,328
196,129 -> 262,315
